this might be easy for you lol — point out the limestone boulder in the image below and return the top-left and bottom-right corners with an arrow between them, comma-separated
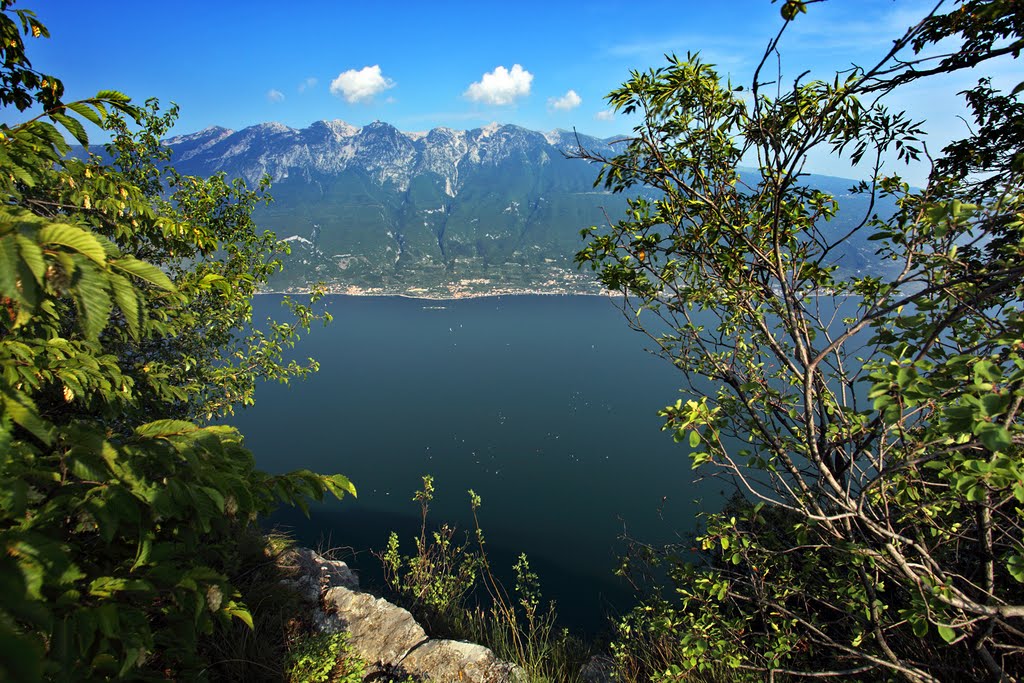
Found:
401,638 -> 522,682
324,586 -> 428,666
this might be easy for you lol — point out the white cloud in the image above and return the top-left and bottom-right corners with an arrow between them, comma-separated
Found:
266,89 -> 285,103
594,110 -> 615,121
464,64 -> 533,106
298,77 -> 318,93
330,65 -> 395,103
549,89 -> 582,111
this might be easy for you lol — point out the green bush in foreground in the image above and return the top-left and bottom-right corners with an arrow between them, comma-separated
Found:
381,476 -> 591,683
0,4 -> 353,679
576,1 -> 1023,681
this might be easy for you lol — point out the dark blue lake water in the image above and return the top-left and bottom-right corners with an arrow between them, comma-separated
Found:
230,294 -> 723,631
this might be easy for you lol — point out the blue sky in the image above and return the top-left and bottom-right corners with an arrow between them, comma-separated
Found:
9,0 -> 1020,184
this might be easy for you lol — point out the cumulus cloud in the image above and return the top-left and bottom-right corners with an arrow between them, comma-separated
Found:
464,64 -> 533,106
298,77 -> 318,93
594,110 -> 615,121
549,89 -> 582,111
330,65 -> 395,103
266,89 -> 285,103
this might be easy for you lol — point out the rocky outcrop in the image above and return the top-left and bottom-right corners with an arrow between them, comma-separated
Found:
323,586 -> 427,666
282,548 -> 521,682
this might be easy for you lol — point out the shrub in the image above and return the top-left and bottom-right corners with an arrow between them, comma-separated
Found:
576,1 -> 1024,679
0,5 -> 353,679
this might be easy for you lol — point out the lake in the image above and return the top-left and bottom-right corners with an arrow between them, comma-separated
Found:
229,294 -> 723,631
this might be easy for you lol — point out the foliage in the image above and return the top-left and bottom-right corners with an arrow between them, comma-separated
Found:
285,631 -> 366,683
381,475 -> 483,633
198,530 -> 310,682
380,476 -> 591,682
23,96 -> 331,425
575,1 -> 1023,681
0,4 -> 354,680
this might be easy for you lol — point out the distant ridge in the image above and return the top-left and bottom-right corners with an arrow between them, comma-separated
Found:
165,119 -> 621,191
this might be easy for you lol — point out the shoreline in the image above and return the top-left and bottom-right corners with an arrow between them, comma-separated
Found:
256,287 -> 617,302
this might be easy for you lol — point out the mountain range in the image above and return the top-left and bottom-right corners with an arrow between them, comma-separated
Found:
164,120 -> 886,297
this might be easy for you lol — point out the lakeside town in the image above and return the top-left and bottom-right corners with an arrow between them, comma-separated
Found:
266,263 -> 611,300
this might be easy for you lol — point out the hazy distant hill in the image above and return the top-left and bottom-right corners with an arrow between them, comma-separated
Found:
162,120 -> 893,296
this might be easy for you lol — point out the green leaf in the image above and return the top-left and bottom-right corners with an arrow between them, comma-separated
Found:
978,424 -> 1012,453
134,420 -> 199,438
1007,554 -> 1024,583
95,89 -> 131,103
896,366 -> 916,389
0,235 -> 19,300
689,430 -> 701,448
1,390 -> 54,446
108,272 -> 141,341
72,261 -> 113,340
49,111 -> 88,146
324,474 -> 357,499
131,538 -> 152,572
937,624 -> 956,643
224,605 -> 254,630
110,256 -> 175,291
64,101 -> 104,128
15,234 -> 45,285
38,222 -> 106,265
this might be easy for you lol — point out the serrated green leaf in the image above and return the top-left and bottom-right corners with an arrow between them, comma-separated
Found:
64,101 -> 104,129
95,89 -> 131,103
25,120 -> 70,156
14,234 -> 45,285
38,222 -> 106,265
6,159 -> 37,188
0,480 -> 29,517
72,261 -> 113,340
1,390 -> 53,446
110,256 -> 174,291
108,271 -> 141,341
49,111 -> 88,146
134,420 -> 198,438
0,235 -> 19,300
324,474 -> 357,499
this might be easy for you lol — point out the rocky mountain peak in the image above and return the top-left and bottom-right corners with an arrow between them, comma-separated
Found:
308,119 -> 360,139
247,121 -> 296,136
